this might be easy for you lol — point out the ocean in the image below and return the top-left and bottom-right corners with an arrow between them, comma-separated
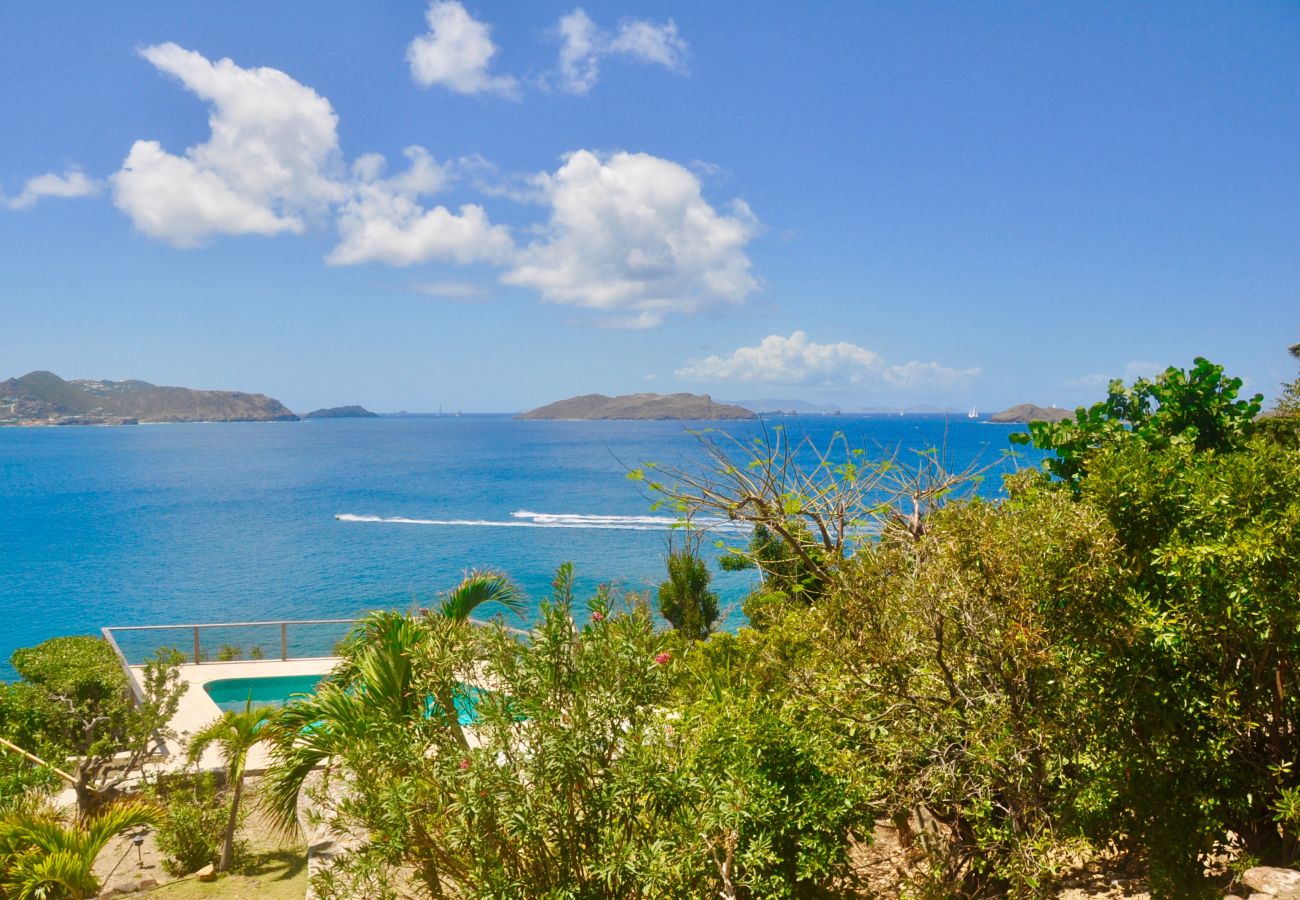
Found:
0,414 -> 1041,676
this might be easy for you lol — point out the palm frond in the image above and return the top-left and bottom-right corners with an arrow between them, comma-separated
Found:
2,847 -> 97,900
437,570 -> 523,620
83,799 -> 159,855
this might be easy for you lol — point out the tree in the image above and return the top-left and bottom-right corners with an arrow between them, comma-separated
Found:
263,571 -> 519,894
658,536 -> 720,640
7,638 -> 185,814
0,798 -> 158,899
1073,439 -> 1300,894
186,700 -> 275,873
632,426 -> 991,624
1011,357 -> 1262,487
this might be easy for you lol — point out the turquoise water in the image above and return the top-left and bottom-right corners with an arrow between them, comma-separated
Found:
204,672 -> 483,726
203,674 -> 324,712
0,415 -> 1038,675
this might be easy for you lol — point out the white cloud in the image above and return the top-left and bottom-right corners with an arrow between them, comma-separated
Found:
503,150 -> 757,328
327,147 -> 514,267
407,1 -> 518,98
552,9 -> 687,95
5,168 -> 102,210
111,42 -> 346,247
1067,360 -> 1166,390
676,331 -> 980,389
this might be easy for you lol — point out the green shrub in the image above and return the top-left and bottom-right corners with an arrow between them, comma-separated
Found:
216,644 -> 243,662
151,772 -> 241,876
658,545 -> 719,639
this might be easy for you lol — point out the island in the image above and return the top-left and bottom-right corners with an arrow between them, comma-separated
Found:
304,405 -> 378,419
0,370 -> 299,426
517,392 -> 757,421
988,403 -> 1074,424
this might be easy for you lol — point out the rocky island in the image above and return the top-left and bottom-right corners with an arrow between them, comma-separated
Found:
518,392 -> 756,421
0,370 -> 299,426
304,405 -> 378,419
988,403 -> 1074,424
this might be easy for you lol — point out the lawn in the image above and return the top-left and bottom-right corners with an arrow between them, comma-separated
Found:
146,848 -> 307,899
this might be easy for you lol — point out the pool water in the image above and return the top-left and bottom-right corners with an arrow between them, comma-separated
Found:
203,674 -> 324,712
203,673 -> 484,726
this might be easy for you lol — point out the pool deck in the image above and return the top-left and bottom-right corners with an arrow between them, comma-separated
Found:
129,657 -> 337,772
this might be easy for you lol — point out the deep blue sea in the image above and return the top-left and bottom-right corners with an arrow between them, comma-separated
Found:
0,415 -> 1040,676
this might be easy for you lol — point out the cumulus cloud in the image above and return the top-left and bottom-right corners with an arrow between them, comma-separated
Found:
407,1 -> 518,98
503,150 -> 757,328
327,147 -> 513,267
676,331 -> 980,389
552,9 -> 688,95
4,168 -> 102,210
111,42 -> 346,247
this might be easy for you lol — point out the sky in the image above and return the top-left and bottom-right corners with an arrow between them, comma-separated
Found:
1,1 -> 1298,413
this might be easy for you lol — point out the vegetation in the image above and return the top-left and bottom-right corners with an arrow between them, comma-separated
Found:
2,638 -> 184,814
187,702 -> 275,872
6,353 -> 1300,898
657,537 -> 720,639
0,798 -> 157,898
1009,356 -> 1262,486
150,773 -> 234,877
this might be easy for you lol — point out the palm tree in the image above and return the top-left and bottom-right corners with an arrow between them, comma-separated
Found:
187,700 -> 275,872
433,569 -> 522,621
0,799 -> 157,899
1290,342 -> 1299,359
261,572 -> 519,893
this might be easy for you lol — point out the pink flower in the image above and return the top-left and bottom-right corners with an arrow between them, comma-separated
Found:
459,758 -> 471,771
654,652 -> 672,665
591,611 -> 605,622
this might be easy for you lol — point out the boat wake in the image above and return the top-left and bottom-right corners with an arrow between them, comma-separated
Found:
335,510 -> 748,533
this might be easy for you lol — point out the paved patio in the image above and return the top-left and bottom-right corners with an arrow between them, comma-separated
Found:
130,657 -> 338,772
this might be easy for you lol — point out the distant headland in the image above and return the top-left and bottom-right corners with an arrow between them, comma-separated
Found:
518,392 -> 757,421
0,371 -> 298,426
988,403 -> 1074,424
304,405 -> 378,419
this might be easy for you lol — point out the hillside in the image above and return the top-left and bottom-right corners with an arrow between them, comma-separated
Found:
304,405 -> 378,419
0,371 -> 299,425
518,393 -> 756,421
987,403 -> 1074,424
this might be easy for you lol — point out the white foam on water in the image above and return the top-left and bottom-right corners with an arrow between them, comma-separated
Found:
335,511 -> 748,533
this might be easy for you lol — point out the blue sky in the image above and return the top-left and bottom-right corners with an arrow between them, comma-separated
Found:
2,2 -> 1297,412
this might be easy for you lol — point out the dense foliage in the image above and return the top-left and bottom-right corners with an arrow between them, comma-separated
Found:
1010,357 -> 1262,486
6,355 -> 1299,899
268,569 -> 869,898
150,773 -> 236,877
1,637 -> 183,814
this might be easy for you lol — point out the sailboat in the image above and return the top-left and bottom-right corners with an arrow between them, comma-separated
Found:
967,404 -> 978,419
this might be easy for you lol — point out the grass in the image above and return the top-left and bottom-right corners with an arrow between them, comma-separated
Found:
148,848 -> 308,899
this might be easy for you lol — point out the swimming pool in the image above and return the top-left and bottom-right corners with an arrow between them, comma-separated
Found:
203,674 -> 324,712
203,673 -> 484,725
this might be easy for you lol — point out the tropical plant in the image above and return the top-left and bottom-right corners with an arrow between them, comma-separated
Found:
262,575 -> 517,895
149,772 -> 231,877
1011,357 -> 1262,486
431,568 -> 523,621
186,700 -> 275,872
658,538 -> 720,640
7,639 -> 185,814
1072,438 -> 1300,894
0,798 -> 157,899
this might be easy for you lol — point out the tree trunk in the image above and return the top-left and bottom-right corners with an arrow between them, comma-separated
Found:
220,773 -> 243,872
